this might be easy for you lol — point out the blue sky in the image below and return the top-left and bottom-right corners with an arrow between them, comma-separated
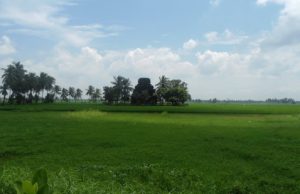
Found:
0,0 -> 300,100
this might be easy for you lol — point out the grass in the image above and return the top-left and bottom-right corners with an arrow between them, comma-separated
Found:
0,103 -> 300,193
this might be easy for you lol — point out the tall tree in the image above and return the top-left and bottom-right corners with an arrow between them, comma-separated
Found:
53,85 -> 61,100
156,75 -> 169,104
103,86 -> 114,104
0,85 -> 8,105
111,76 -> 123,102
45,75 -> 55,95
86,85 -> 95,101
61,88 -> 69,102
68,87 -> 75,101
75,88 -> 82,102
33,74 -> 41,102
1,62 -> 57,104
39,72 -> 48,99
92,88 -> 101,102
25,72 -> 38,103
2,62 -> 27,104
120,77 -> 133,103
111,76 -> 133,103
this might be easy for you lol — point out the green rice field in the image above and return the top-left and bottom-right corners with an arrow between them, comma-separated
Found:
0,103 -> 299,193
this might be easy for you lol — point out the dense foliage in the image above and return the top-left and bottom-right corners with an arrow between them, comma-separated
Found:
131,78 -> 156,105
103,76 -> 191,105
1,62 -> 191,105
1,62 -> 55,104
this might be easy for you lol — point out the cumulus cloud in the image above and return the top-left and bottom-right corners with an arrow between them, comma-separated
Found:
196,50 -> 249,76
0,35 -> 15,55
0,0 -> 121,47
11,38 -> 300,100
22,46 -> 196,91
256,0 -> 300,48
204,29 -> 248,45
183,39 -> 198,50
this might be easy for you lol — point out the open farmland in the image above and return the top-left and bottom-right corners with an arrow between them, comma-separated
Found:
0,104 -> 300,193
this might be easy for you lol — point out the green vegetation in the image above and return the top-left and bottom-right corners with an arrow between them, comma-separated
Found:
1,62 -> 190,105
15,169 -> 52,194
0,103 -> 300,193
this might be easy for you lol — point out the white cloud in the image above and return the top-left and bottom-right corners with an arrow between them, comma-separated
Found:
0,35 -> 15,55
196,50 -> 249,76
121,48 -> 196,79
183,39 -> 198,50
22,46 -> 196,91
256,0 -> 300,48
204,29 -> 248,45
0,0 -> 121,47
8,40 -> 300,100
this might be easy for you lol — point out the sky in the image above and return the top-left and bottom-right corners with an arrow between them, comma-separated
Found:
0,0 -> 299,100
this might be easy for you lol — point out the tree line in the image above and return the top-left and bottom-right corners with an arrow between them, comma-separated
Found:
0,62 -> 190,105
266,98 -> 296,104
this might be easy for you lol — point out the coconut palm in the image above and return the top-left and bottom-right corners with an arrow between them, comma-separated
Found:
61,88 -> 69,102
156,75 -> 169,104
0,85 -> 8,105
111,76 -> 123,102
120,78 -> 133,103
103,86 -> 114,104
53,85 -> 61,100
75,89 -> 82,102
111,76 -> 133,103
86,85 -> 95,101
25,72 -> 38,103
2,62 -> 27,104
68,87 -> 76,101
92,88 -> 102,102
39,72 -> 48,99
45,75 -> 55,95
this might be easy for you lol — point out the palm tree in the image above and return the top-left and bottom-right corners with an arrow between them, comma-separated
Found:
75,89 -> 82,102
86,85 -> 95,101
68,87 -> 75,101
156,75 -> 169,88
45,75 -> 55,95
1,64 -> 14,88
111,76 -> 124,102
120,78 -> 133,103
93,88 -> 101,102
61,88 -> 69,102
53,85 -> 61,100
25,72 -> 38,103
2,62 -> 27,104
0,85 -> 8,105
39,72 -> 48,99
103,86 -> 114,104
39,72 -> 55,101
156,75 -> 169,104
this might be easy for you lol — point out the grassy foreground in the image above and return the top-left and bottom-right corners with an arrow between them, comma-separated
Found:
0,104 -> 300,193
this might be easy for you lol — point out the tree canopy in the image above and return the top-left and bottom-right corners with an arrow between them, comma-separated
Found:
0,62 -> 191,105
131,78 -> 157,105
1,62 -> 55,104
